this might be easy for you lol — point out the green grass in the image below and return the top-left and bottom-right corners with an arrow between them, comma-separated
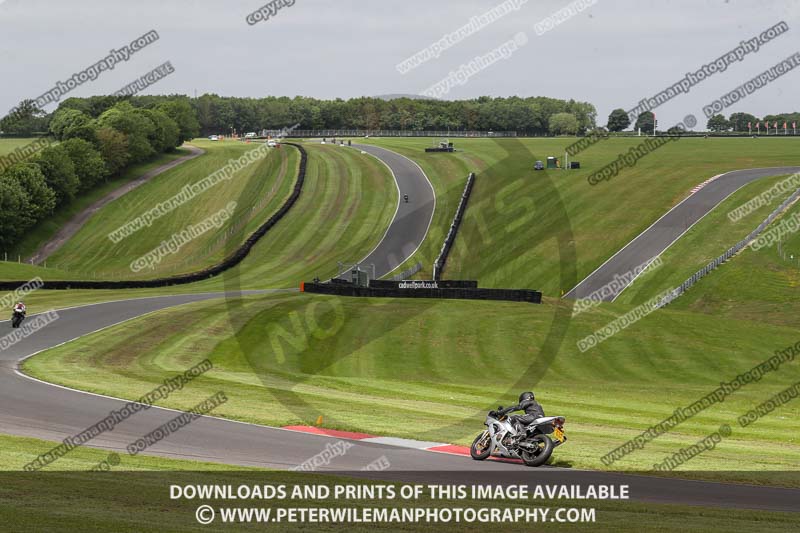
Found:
42,140 -> 297,279
23,292 -> 800,485
3,149 -> 190,263
0,137 -> 46,156
635,194 -> 800,328
358,137 -> 800,296
615,172 -> 800,322
181,142 -> 397,291
2,141 -> 396,293
0,432 -> 256,472
3,432 -> 796,532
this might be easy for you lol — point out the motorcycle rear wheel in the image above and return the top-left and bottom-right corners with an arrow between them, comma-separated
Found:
470,431 -> 492,460
520,435 -> 553,467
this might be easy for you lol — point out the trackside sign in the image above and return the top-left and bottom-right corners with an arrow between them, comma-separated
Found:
398,281 -> 438,289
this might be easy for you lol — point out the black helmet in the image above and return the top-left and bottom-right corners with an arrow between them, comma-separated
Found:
519,391 -> 535,403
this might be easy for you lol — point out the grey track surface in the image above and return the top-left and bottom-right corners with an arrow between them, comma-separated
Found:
1,154 -> 798,512
350,143 -> 434,278
565,166 -> 800,301
27,145 -> 205,264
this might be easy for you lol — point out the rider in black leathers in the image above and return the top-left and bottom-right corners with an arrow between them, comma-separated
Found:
495,391 -> 545,432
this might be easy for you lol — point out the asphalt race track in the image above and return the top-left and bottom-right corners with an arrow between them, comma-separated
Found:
351,143 -> 435,278
1,152 -> 798,511
565,166 -> 800,301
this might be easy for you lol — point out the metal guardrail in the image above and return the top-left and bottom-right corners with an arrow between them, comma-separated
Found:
657,185 -> 800,308
389,262 -> 422,281
433,172 -> 475,281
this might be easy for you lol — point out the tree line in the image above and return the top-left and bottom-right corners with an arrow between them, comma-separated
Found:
190,94 -> 597,136
604,107 -> 800,133
0,96 -> 199,251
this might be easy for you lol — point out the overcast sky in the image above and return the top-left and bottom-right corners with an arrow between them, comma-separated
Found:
1,0 -> 798,127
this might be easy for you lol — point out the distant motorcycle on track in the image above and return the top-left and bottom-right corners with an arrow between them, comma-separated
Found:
470,408 -> 567,467
11,310 -> 25,328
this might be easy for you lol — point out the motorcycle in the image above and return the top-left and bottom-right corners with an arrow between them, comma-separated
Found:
470,407 -> 567,467
11,310 -> 25,328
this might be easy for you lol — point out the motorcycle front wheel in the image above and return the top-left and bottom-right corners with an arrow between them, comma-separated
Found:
520,434 -> 554,467
470,431 -> 492,460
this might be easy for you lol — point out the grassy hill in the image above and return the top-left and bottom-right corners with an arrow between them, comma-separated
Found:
23,291 -> 800,484
358,137 -> 800,296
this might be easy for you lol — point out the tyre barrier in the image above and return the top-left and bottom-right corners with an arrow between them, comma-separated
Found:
433,172 -> 475,281
0,143 -> 308,291
301,281 -> 541,304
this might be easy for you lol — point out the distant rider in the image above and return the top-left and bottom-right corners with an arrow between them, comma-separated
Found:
495,391 -> 545,432
13,302 -> 26,316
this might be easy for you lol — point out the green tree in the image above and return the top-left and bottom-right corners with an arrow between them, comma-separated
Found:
97,102 -> 155,163
634,112 -> 655,133
141,109 -> 180,153
35,145 -> 79,204
548,112 -> 579,135
49,108 -> 97,142
1,99 -> 48,136
2,163 -> 56,223
96,127 -> 130,175
158,99 -> 200,143
0,176 -> 31,249
728,112 -> 758,132
607,108 -> 630,132
61,138 -> 109,191
707,114 -> 731,132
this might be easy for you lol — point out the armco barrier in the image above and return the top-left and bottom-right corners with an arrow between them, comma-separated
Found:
657,183 -> 800,308
301,282 -> 541,304
433,172 -> 475,280
389,262 -> 422,281
0,143 -> 308,291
